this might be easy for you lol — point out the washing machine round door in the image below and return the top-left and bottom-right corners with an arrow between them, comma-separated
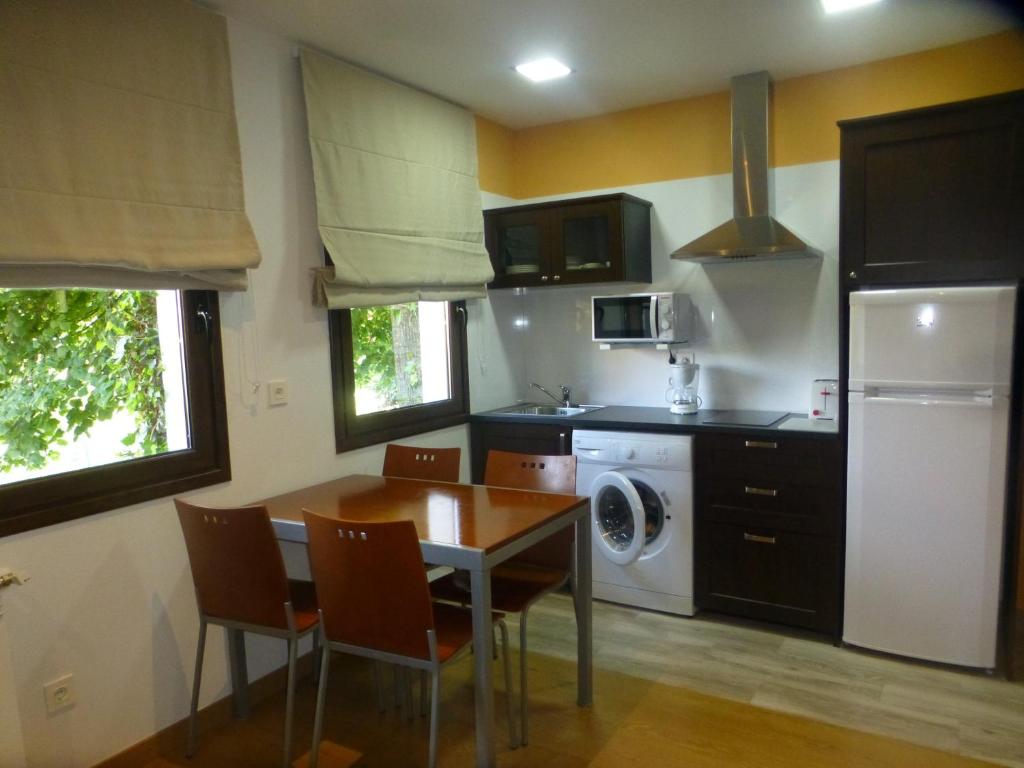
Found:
591,471 -> 646,565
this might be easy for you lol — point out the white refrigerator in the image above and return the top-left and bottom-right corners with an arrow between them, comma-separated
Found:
845,285 -> 1016,668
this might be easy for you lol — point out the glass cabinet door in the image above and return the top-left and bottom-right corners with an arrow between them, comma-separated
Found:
486,208 -> 550,285
555,200 -> 623,283
484,194 -> 649,288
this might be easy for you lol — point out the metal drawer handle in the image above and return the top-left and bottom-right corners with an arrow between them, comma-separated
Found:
744,440 -> 777,449
744,486 -> 778,497
744,533 -> 776,545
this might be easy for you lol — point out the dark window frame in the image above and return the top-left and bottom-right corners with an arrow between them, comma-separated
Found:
0,290 -> 231,537
327,301 -> 469,452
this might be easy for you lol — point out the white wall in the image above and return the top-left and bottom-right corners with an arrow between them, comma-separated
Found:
479,163 -> 841,413
0,16 -> 498,768
0,12 -> 840,766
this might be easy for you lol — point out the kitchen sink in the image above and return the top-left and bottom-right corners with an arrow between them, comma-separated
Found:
494,403 -> 605,417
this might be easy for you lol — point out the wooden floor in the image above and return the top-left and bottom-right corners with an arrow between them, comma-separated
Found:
134,595 -> 1024,768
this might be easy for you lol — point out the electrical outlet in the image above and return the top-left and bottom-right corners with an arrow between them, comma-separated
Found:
268,379 -> 288,406
44,674 -> 76,714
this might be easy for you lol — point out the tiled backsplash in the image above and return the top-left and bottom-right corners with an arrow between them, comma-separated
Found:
474,161 -> 841,414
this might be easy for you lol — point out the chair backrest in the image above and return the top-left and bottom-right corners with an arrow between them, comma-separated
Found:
382,444 -> 461,483
484,450 -> 578,571
175,499 -> 292,630
303,512 -> 435,660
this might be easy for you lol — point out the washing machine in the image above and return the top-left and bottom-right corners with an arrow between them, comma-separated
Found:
572,430 -> 694,616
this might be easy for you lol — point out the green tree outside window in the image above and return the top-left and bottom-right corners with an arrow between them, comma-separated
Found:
0,289 -> 168,474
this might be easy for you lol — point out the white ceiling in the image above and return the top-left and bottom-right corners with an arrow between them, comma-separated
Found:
210,0 -> 1020,129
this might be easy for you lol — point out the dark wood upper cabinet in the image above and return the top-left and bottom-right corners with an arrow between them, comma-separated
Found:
840,90 -> 1024,288
484,193 -> 652,289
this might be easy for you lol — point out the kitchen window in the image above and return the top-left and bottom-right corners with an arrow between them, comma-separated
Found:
327,300 -> 469,451
0,289 -> 230,537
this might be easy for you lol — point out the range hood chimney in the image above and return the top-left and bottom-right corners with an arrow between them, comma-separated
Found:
671,71 -> 820,262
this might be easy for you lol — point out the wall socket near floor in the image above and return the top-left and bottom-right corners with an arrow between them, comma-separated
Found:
268,379 -> 289,406
43,674 -> 76,714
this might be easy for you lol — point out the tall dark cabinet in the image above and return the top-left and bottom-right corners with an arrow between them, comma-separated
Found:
840,90 -> 1024,289
838,89 -> 1024,677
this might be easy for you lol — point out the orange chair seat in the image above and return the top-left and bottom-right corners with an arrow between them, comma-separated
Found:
432,602 -> 505,663
431,562 -> 568,615
287,579 -> 320,632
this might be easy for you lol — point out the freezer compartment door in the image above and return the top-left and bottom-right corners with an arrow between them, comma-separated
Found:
844,391 -> 1009,668
849,286 -> 1015,394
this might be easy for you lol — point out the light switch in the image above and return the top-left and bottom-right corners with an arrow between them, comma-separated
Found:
268,379 -> 289,406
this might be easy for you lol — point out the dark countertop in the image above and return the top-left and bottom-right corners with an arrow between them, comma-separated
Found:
470,404 -> 840,439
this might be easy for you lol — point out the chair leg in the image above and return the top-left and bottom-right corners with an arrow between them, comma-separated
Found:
311,627 -> 321,685
282,636 -> 298,768
404,666 -> 415,722
498,620 -> 517,749
519,609 -> 530,746
374,661 -> 386,713
420,669 -> 428,717
428,669 -> 440,768
309,642 -> 332,768
186,619 -> 207,757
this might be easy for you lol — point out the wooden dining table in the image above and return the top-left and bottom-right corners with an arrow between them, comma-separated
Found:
238,474 -> 592,768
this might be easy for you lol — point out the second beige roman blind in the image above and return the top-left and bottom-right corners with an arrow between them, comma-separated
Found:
0,0 -> 260,291
299,49 -> 493,308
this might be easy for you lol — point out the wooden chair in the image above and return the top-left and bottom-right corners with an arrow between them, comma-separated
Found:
175,499 -> 319,768
382,444 -> 461,482
430,450 -> 577,746
303,512 -> 515,768
380,443 -> 463,705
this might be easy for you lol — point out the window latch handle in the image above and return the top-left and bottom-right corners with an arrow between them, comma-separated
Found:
195,308 -> 213,337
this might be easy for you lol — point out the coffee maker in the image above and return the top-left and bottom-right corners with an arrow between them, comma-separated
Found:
666,354 -> 701,415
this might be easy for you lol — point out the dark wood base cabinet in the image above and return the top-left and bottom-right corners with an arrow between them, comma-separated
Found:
695,432 -> 843,636
469,421 -> 572,484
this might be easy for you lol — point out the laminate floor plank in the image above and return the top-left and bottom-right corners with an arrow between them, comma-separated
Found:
132,594 -> 1022,768
522,595 -> 1024,767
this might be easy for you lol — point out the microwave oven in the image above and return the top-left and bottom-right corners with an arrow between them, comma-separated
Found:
592,292 -> 692,343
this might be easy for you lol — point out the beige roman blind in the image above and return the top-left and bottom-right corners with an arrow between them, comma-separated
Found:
299,49 -> 493,308
0,0 -> 260,291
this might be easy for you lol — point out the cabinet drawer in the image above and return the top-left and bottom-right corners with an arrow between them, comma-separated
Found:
699,521 -> 837,632
707,479 -> 836,534
701,433 -> 839,487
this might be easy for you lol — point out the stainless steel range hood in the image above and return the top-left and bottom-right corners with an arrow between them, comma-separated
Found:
672,71 -> 820,262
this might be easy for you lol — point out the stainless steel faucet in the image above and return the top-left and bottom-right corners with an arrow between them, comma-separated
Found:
531,381 -> 573,407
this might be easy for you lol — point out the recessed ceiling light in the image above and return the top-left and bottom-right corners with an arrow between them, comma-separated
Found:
514,58 -> 572,83
821,0 -> 883,13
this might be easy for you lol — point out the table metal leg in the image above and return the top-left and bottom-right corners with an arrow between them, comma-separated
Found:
227,627 -> 249,718
470,565 -> 496,767
572,513 -> 593,706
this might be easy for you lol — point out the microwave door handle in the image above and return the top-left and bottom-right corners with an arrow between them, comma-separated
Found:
649,295 -> 658,339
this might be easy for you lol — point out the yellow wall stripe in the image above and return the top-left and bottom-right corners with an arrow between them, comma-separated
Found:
474,115 -> 516,199
476,30 -> 1024,199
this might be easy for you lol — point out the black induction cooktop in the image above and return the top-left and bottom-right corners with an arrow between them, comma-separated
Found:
698,410 -> 789,427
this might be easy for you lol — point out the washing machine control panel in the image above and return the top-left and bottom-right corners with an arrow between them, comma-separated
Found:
612,440 -> 690,469
573,430 -> 693,472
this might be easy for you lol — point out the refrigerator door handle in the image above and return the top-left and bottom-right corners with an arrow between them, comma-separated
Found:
862,393 -> 994,409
